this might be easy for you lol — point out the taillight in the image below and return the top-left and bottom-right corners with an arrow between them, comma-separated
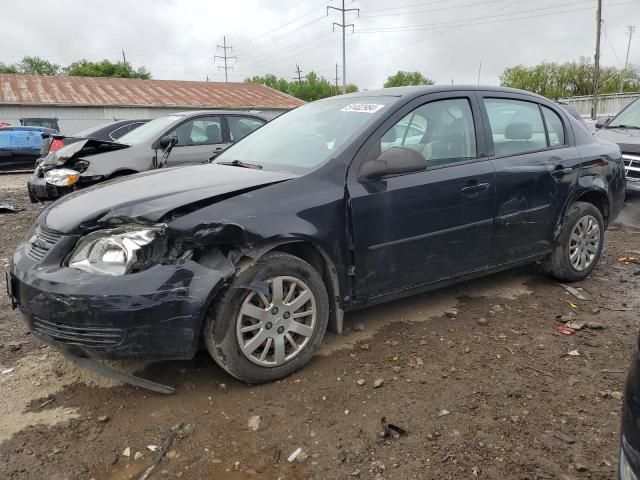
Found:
49,139 -> 64,152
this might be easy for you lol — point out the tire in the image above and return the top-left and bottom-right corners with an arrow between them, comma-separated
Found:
203,252 -> 329,384
544,201 -> 604,282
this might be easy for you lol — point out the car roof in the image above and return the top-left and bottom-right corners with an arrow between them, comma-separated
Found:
168,110 -> 271,119
331,85 -> 550,103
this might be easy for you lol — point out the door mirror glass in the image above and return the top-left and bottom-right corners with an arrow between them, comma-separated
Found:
359,147 -> 427,181
595,116 -> 612,129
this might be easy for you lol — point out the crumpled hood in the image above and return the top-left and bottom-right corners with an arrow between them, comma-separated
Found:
41,138 -> 130,167
596,127 -> 640,154
42,164 -> 297,233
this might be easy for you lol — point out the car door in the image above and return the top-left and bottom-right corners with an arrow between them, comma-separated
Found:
347,92 -> 495,299
477,93 -> 580,264
164,115 -> 229,166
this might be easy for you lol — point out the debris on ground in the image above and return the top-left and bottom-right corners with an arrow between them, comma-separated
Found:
373,378 -> 384,388
554,325 -> 575,336
445,309 -> 458,318
356,379 -> 366,386
136,423 -> 185,480
122,447 -> 131,458
438,409 -> 451,417
565,319 -> 586,330
247,415 -> 261,432
619,256 -> 640,264
477,317 -> 488,326
287,447 -> 302,463
2,367 -> 15,374
551,431 -> 576,444
380,417 -> 408,439
567,350 -> 580,356
352,322 -> 365,332
0,203 -> 19,213
134,452 -> 143,460
560,284 -> 592,301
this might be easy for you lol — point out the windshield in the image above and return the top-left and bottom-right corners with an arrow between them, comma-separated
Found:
608,99 -> 640,128
118,115 -> 182,145
215,96 -> 395,173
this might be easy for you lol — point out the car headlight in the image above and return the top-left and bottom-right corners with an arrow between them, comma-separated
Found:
44,168 -> 80,187
68,225 -> 166,276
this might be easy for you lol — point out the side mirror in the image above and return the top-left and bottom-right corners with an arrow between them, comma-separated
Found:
158,135 -> 176,149
595,116 -> 612,129
358,147 -> 427,181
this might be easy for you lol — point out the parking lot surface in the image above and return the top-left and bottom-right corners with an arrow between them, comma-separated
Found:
2,173 -> 640,480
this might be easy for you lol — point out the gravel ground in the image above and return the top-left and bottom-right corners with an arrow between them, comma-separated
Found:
2,173 -> 640,480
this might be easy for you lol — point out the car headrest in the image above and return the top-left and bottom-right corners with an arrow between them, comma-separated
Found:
205,124 -> 221,142
504,122 -> 532,141
382,125 -> 399,143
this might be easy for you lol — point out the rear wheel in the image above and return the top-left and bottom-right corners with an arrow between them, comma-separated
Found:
544,201 -> 604,281
203,252 -> 329,383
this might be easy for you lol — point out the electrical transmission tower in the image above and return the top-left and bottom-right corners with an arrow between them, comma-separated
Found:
214,36 -> 237,83
327,0 -> 359,94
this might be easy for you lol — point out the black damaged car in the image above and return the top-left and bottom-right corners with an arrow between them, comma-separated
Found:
7,86 -> 625,384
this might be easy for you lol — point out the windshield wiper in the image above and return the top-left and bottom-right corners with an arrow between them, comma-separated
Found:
216,159 -> 263,169
607,124 -> 640,130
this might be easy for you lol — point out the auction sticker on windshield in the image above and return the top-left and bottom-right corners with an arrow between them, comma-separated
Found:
341,103 -> 386,113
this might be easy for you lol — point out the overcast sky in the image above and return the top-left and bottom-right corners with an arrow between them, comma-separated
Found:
1,0 -> 639,90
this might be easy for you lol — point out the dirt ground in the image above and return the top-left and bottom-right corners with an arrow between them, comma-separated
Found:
2,172 -> 640,480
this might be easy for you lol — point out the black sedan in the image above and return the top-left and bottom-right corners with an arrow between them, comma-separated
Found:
7,85 -> 625,385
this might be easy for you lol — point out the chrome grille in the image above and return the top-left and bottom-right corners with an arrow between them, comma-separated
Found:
33,317 -> 125,348
26,226 -> 63,261
622,154 -> 640,180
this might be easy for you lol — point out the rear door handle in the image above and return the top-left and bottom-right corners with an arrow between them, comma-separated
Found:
461,182 -> 490,197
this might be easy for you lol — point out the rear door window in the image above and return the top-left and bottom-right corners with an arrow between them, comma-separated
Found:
541,106 -> 565,146
484,98 -> 547,156
228,116 -> 266,142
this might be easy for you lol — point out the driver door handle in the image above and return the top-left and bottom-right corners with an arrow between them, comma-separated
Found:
552,166 -> 573,177
461,182 -> 490,197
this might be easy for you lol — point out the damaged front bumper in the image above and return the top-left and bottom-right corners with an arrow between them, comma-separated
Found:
8,235 -> 226,360
27,171 -> 74,202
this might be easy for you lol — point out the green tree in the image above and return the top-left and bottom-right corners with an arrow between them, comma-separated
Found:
65,59 -> 151,79
500,58 -> 640,97
245,72 -> 358,101
15,56 -> 61,75
0,62 -> 18,74
384,71 -> 434,88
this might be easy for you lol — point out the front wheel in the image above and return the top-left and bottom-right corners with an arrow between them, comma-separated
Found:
544,201 -> 604,282
203,252 -> 329,383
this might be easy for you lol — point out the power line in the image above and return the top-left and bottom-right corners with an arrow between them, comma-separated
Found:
214,36 -> 237,83
327,0 -> 360,94
360,0 -> 513,18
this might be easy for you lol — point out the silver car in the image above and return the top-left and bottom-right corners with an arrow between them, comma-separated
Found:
28,110 -> 270,202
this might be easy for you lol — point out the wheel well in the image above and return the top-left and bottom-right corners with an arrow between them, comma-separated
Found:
270,241 -> 343,334
574,190 -> 609,225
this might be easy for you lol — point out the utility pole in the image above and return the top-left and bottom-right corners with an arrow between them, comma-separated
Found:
327,0 -> 359,94
334,63 -> 341,95
591,0 -> 602,119
294,64 -> 306,85
122,49 -> 126,63
620,25 -> 636,93
477,61 -> 482,85
214,36 -> 237,83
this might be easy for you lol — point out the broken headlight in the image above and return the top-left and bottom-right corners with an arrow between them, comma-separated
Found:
44,168 -> 80,187
68,225 -> 166,276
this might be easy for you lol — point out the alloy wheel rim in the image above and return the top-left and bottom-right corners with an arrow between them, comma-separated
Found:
236,276 -> 317,367
568,215 -> 600,272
